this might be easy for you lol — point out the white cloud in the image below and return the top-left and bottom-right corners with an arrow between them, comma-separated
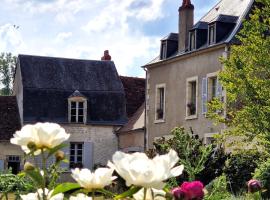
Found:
55,32 -> 73,42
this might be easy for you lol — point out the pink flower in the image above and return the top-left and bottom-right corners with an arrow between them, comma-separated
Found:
247,179 -> 262,193
172,181 -> 204,200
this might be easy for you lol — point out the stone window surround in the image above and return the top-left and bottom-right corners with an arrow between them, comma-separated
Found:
185,76 -> 198,120
68,96 -> 87,124
207,71 -> 219,101
154,83 -> 166,124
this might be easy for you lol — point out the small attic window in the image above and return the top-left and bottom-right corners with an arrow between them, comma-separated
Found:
160,41 -> 167,60
189,31 -> 196,51
68,90 -> 87,124
209,24 -> 216,45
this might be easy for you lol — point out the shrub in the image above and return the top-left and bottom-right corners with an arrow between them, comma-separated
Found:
224,150 -> 262,194
253,158 -> 270,199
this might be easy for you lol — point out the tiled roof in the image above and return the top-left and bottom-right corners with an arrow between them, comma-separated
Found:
120,76 -> 145,118
118,103 -> 145,133
0,96 -> 21,140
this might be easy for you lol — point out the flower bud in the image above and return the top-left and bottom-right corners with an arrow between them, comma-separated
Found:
179,181 -> 204,200
27,142 -> 37,151
248,179 -> 262,193
55,150 -> 65,162
24,162 -> 35,171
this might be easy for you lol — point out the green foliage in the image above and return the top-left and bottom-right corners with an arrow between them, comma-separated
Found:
208,0 -> 270,151
205,175 -> 231,200
0,170 -> 34,199
0,52 -> 16,95
154,127 -> 213,181
253,157 -> 270,199
224,150 -> 262,194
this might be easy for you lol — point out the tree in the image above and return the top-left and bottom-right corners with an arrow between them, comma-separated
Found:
0,52 -> 16,95
208,0 -> 270,151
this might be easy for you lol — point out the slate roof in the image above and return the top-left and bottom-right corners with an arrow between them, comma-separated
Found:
120,76 -> 145,118
145,0 -> 254,66
0,96 -> 21,140
17,54 -> 127,125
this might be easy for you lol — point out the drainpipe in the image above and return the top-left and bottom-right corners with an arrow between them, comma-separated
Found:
143,67 -> 148,151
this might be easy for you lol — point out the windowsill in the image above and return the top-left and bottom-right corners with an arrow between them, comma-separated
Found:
185,114 -> 198,120
154,119 -> 165,124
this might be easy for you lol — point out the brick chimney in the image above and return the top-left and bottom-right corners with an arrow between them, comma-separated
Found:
101,50 -> 111,61
178,0 -> 194,53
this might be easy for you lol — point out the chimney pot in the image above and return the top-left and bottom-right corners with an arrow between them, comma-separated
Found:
101,50 -> 111,61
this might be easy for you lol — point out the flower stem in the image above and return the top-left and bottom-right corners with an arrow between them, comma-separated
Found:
41,149 -> 47,200
92,189 -> 95,200
143,188 -> 147,200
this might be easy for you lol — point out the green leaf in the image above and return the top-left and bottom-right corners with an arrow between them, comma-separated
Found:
97,188 -> 116,198
114,186 -> 141,199
25,168 -> 44,188
52,182 -> 81,196
47,143 -> 68,158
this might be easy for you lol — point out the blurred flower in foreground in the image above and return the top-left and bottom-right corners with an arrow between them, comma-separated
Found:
11,122 -> 70,155
172,181 -> 204,200
69,193 -> 92,200
248,179 -> 262,193
108,149 -> 184,189
71,168 -> 116,191
133,188 -> 166,200
20,188 -> 63,200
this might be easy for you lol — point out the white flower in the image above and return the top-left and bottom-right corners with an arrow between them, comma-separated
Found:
20,188 -> 64,200
10,122 -> 70,154
69,193 -> 92,200
71,167 -> 116,191
108,149 -> 184,189
133,188 -> 166,200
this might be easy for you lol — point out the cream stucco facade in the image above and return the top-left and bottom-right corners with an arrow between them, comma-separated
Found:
145,45 -> 227,148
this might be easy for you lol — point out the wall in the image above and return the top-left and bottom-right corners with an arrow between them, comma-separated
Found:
146,46 -> 226,148
13,63 -> 23,125
62,124 -> 118,166
118,130 -> 144,152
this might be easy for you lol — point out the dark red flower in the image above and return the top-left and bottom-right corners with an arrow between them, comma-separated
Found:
171,187 -> 185,200
180,181 -> 204,200
247,179 -> 262,193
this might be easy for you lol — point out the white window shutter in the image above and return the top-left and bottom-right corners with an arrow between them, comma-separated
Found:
202,77 -> 208,114
0,160 -> 4,171
216,78 -> 223,100
83,142 -> 93,170
60,142 -> 70,170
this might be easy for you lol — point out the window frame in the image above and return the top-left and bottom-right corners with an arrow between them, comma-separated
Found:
154,83 -> 166,123
185,76 -> 198,120
189,30 -> 196,51
68,97 -> 87,124
160,41 -> 167,60
208,24 -> 216,45
69,142 -> 84,169
207,71 -> 219,101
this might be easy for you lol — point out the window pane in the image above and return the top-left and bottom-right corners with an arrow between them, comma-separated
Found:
78,109 -> 83,115
71,109 -> 76,115
78,116 -> 84,123
77,156 -> 82,162
70,150 -> 75,155
70,156 -> 74,162
71,116 -> 76,122
71,102 -> 76,108
70,143 -> 75,149
77,144 -> 83,149
78,102 -> 84,109
77,150 -> 82,155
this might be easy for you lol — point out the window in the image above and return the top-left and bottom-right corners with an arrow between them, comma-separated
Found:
7,155 -> 20,174
70,143 -> 83,169
189,31 -> 196,50
68,91 -> 87,124
204,133 -> 217,145
160,42 -> 167,60
186,77 -> 198,119
209,24 -> 216,45
155,84 -> 166,122
208,76 -> 218,100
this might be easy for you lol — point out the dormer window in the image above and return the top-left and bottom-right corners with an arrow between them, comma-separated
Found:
68,90 -> 87,124
160,41 -> 167,60
209,24 -> 216,45
189,31 -> 196,50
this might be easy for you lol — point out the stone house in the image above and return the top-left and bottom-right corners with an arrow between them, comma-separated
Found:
143,0 -> 254,148
2,53 -> 128,172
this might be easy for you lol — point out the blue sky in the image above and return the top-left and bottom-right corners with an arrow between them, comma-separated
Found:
0,0 -> 217,77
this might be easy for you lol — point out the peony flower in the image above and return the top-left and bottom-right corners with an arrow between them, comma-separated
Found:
11,122 -> 70,154
69,193 -> 92,200
108,149 -> 184,189
176,181 -> 204,200
248,179 -> 262,193
133,188 -> 166,200
71,167 -> 116,191
20,188 -> 64,200
171,186 -> 185,200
